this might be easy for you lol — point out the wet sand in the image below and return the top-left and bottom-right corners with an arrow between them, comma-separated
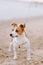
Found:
0,16 -> 43,65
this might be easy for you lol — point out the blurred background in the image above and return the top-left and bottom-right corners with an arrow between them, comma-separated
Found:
0,0 -> 43,20
0,0 -> 43,53
0,1 -> 43,65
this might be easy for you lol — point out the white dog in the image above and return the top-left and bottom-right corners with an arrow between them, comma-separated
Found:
8,23 -> 31,61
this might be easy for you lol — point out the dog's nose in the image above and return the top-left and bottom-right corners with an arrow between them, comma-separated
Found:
10,34 -> 12,36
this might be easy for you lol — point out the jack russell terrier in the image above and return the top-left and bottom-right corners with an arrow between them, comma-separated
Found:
8,23 -> 31,61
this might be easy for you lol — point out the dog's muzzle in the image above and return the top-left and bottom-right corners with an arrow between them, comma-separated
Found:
10,34 -> 18,38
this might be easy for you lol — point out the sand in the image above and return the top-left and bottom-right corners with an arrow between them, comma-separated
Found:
0,16 -> 43,65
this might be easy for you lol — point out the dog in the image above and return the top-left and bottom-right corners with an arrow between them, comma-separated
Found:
8,23 -> 31,61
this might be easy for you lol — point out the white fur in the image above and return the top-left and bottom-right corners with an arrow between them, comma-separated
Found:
8,31 -> 31,61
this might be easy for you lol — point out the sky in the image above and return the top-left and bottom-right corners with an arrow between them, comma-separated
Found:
17,0 -> 43,3
0,0 -> 43,20
0,0 -> 43,2
21,0 -> 43,2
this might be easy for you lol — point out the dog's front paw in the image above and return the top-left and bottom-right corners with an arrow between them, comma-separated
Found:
13,56 -> 17,60
8,48 -> 11,52
27,57 -> 31,61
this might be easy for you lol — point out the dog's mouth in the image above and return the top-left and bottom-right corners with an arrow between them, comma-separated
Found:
10,34 -> 18,38
10,35 -> 18,38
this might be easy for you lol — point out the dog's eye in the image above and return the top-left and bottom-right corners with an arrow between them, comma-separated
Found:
15,29 -> 18,32
12,29 -> 14,31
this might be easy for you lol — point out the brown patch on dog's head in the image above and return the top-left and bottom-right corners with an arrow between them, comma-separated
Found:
16,24 -> 25,35
11,23 -> 18,31
11,23 -> 25,35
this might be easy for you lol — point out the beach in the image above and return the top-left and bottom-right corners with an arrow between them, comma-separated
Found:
0,16 -> 43,65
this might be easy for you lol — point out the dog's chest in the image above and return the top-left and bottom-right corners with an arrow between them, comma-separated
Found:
18,33 -> 27,44
13,32 -> 27,45
13,38 -> 19,44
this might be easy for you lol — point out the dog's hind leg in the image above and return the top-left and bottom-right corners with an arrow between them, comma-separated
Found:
26,40 -> 31,61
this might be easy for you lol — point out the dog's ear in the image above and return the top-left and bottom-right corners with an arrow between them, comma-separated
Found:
20,24 -> 25,28
11,23 -> 17,27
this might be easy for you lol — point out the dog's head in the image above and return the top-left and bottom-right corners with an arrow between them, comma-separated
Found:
10,23 -> 25,37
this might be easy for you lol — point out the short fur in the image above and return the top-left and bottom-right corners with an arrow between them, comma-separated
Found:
8,23 -> 31,61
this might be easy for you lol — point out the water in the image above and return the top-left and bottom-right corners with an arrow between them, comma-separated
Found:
0,1 -> 43,20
